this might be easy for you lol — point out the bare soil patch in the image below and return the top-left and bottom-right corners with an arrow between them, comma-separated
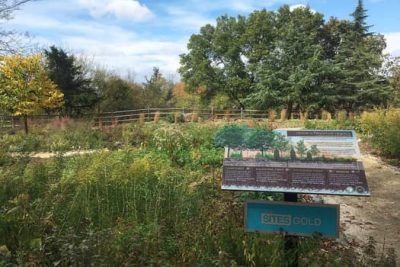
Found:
323,154 -> 400,262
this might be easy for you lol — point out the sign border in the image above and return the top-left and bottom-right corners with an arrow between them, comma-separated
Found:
244,200 -> 340,238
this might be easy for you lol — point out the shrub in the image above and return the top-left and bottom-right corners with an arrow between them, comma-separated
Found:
359,109 -> 400,158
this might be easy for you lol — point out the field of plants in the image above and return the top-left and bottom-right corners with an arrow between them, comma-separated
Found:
0,110 -> 399,266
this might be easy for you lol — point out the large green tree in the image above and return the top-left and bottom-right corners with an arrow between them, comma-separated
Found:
332,0 -> 392,111
44,46 -> 98,116
248,6 -> 334,118
179,2 -> 391,115
179,15 -> 251,108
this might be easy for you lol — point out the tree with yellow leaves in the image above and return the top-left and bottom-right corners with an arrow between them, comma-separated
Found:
0,54 -> 63,133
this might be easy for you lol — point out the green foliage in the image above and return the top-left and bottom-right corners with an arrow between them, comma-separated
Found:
245,127 -> 274,155
180,2 -> 390,114
296,140 -> 307,159
310,144 -> 320,157
142,67 -> 174,108
274,148 -> 280,160
0,122 -> 396,265
214,124 -> 247,155
290,147 -> 297,160
93,69 -> 144,112
44,46 -> 98,116
0,122 -> 111,153
359,109 -> 400,158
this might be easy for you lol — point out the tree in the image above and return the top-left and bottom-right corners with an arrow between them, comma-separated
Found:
170,82 -> 201,108
351,0 -> 371,37
332,1 -> 392,111
214,124 -> 246,156
0,0 -> 34,55
272,133 -> 289,157
91,68 -> 143,112
309,144 -> 320,157
142,67 -> 172,108
0,54 -> 64,133
296,140 -> 307,159
44,46 -> 98,116
248,5 -> 330,118
245,127 -> 274,156
179,15 -> 251,108
290,146 -> 297,160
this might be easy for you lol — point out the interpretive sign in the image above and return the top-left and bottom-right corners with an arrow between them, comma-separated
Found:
219,128 -> 370,196
275,129 -> 361,159
245,201 -> 339,238
222,159 -> 370,196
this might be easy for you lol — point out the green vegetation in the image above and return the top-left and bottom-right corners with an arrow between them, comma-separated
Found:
0,122 -> 395,266
179,1 -> 396,116
359,109 -> 400,160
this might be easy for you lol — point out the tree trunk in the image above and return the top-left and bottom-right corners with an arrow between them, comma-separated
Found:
286,101 -> 293,120
23,115 -> 28,134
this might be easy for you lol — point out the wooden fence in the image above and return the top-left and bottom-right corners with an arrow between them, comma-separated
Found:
0,108 -> 302,130
93,108 -> 286,127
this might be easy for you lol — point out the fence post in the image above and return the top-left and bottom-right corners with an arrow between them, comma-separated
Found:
147,107 -> 150,122
241,108 -> 243,120
211,107 -> 214,121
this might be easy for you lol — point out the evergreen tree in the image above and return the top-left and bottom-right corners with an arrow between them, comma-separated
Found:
333,2 -> 392,111
351,0 -> 371,37
44,46 -> 98,116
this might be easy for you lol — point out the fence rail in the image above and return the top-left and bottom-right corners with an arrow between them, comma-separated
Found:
0,108 -> 303,130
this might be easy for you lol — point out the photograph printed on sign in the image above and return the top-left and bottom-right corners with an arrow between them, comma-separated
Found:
214,125 -> 370,196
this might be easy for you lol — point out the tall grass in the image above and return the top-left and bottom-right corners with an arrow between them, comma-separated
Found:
0,122 -> 396,265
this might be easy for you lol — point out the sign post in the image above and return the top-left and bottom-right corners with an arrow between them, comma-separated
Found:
284,193 -> 298,267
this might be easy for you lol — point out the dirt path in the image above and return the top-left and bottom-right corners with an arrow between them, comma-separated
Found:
323,154 -> 400,262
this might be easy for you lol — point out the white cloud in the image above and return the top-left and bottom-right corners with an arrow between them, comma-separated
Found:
384,32 -> 400,57
78,0 -> 153,21
289,4 -> 316,13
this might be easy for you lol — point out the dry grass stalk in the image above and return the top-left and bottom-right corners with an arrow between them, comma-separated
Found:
268,110 -> 276,122
224,110 -> 231,122
300,111 -> 308,121
321,110 -> 332,121
191,112 -> 199,122
280,109 -> 287,121
348,111 -> 355,121
174,112 -> 182,123
246,119 -> 255,128
336,110 -> 347,122
139,113 -> 145,125
154,111 -> 161,123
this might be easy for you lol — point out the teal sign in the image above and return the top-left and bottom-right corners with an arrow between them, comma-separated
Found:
245,201 -> 339,238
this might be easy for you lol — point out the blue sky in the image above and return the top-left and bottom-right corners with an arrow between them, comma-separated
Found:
7,0 -> 400,81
